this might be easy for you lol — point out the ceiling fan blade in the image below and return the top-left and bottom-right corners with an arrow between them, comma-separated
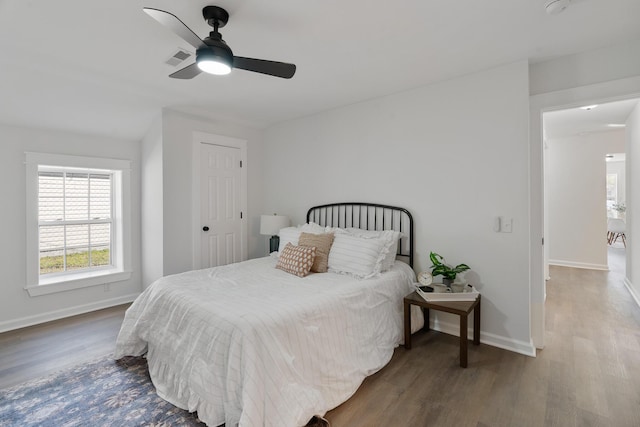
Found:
233,57 -> 296,79
169,62 -> 202,79
143,7 -> 203,49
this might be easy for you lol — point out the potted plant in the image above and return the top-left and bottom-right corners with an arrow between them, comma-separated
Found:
429,252 -> 470,290
612,202 -> 626,219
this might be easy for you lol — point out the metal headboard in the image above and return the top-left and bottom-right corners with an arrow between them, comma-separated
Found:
306,202 -> 414,268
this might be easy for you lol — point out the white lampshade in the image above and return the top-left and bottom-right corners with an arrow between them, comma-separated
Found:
260,214 -> 290,236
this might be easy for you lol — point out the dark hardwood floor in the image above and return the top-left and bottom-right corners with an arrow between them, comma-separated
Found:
0,304 -> 129,389
326,247 -> 640,426
1,248 -> 638,426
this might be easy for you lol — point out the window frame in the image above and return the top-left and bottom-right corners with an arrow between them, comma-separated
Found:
25,152 -> 132,296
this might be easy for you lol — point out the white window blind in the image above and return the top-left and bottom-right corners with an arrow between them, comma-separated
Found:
38,169 -> 114,275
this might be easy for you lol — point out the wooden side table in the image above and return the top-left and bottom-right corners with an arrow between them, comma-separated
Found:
404,291 -> 481,368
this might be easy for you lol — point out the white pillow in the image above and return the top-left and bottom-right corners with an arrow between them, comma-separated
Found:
300,221 -> 326,234
382,239 -> 400,271
328,233 -> 388,279
278,223 -> 326,253
278,227 -> 302,253
345,228 -> 402,271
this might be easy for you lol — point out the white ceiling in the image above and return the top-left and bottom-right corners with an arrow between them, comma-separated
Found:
544,98 -> 640,139
1,0 -> 640,141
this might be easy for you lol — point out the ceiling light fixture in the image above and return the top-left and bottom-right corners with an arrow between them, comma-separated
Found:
607,123 -> 626,128
196,46 -> 232,75
545,0 -> 570,15
580,104 -> 598,110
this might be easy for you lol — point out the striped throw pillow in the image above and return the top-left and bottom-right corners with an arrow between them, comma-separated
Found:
328,233 -> 388,278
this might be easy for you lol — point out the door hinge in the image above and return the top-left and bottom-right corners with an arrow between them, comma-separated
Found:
240,160 -> 243,168
240,212 -> 243,219
542,237 -> 544,245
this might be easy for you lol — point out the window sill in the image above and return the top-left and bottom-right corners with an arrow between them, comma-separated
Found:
25,270 -> 132,297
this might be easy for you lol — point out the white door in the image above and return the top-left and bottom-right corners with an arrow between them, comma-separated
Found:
200,143 -> 243,268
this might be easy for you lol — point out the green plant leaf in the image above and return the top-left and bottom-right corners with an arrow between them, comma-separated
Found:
431,265 -> 448,277
429,252 -> 470,278
429,252 -> 441,266
453,263 -> 470,274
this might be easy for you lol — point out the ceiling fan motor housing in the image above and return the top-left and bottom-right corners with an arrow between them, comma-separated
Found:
197,43 -> 234,67
196,32 -> 233,67
198,6 -> 234,69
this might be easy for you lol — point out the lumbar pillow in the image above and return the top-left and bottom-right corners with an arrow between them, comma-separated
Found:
298,232 -> 335,273
276,243 -> 317,277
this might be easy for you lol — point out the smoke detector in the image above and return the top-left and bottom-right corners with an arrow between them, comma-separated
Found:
545,0 -> 570,15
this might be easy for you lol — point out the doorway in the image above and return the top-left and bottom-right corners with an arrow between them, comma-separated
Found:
530,87 -> 640,349
191,132 -> 248,270
543,101 -> 632,272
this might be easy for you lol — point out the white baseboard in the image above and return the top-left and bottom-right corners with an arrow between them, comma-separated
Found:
548,259 -> 609,271
429,318 -> 536,357
0,293 -> 139,334
624,277 -> 640,308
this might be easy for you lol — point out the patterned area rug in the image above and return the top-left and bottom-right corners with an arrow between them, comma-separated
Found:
0,355 -> 205,427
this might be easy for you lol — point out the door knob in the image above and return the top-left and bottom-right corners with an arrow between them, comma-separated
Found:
203,226 -> 210,231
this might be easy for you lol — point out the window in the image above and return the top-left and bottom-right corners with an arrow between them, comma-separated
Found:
25,153 -> 131,296
38,168 -> 113,275
606,173 -> 618,203
606,173 -> 617,216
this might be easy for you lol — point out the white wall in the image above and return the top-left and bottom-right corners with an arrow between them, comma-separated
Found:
530,39 -> 640,95
149,109 -> 265,280
0,123 -> 142,331
626,102 -> 640,304
141,116 -> 163,287
546,131 -> 624,270
262,61 -> 534,355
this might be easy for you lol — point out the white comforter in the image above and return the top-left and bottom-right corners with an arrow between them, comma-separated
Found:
114,256 -> 418,427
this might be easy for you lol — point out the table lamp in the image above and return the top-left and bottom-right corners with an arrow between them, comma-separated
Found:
260,214 -> 290,253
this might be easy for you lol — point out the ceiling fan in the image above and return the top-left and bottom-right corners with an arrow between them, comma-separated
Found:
143,5 -> 296,79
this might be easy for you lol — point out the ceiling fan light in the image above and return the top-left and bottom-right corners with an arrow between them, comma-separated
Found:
196,46 -> 233,75
198,59 -> 231,75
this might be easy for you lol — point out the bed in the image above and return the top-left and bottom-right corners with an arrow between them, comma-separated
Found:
114,203 -> 422,427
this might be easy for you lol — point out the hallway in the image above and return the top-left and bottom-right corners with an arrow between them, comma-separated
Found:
541,243 -> 639,425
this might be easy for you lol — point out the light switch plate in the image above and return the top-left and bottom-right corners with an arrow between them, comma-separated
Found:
501,217 -> 513,233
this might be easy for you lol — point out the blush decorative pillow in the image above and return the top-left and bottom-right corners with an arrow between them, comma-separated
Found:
298,232 -> 335,273
276,243 -> 317,277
